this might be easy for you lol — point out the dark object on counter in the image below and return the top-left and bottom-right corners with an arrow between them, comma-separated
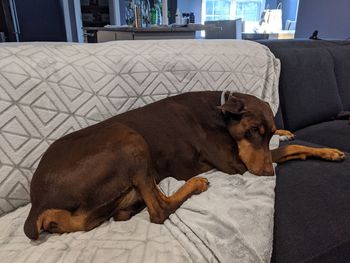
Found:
182,13 -> 189,24
189,12 -> 195,23
309,30 -> 320,40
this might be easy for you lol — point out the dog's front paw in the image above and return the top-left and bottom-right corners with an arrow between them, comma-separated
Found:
189,177 -> 209,194
318,148 -> 346,161
275,129 -> 295,141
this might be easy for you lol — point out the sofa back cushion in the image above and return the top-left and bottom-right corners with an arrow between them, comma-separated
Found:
327,45 -> 350,111
271,47 -> 343,131
274,107 -> 284,129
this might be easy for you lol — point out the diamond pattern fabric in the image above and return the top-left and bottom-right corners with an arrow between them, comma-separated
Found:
0,40 -> 280,215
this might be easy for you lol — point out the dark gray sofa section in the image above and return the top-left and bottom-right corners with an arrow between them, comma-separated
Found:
296,120 -> 350,152
262,40 -> 350,152
273,139 -> 350,263
260,40 -> 350,263
273,47 -> 343,131
328,46 -> 350,110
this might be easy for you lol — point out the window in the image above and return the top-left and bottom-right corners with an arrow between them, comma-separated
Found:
204,0 -> 233,21
202,0 -> 265,23
236,0 -> 264,21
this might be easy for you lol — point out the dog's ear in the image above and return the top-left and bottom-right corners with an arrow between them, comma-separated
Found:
217,96 -> 246,115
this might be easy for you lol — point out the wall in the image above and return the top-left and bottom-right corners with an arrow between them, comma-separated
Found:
295,0 -> 350,39
265,0 -> 298,29
265,0 -> 278,9
15,0 -> 66,41
281,0 -> 298,28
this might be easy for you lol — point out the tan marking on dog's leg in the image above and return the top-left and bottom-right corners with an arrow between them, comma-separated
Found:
158,177 -> 209,203
275,129 -> 295,140
38,209 -> 88,234
136,175 -> 209,224
272,145 -> 346,163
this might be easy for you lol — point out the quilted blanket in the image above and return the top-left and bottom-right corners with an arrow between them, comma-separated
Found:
0,39 -> 280,262
0,135 -> 278,263
0,39 -> 280,216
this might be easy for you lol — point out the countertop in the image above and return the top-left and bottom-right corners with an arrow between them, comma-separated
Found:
83,24 -> 209,32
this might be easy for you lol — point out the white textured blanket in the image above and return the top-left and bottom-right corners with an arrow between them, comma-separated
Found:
0,39 -> 280,216
0,136 -> 279,263
0,39 -> 280,262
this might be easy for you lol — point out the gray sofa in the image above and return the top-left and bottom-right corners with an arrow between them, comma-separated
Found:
0,39 -> 349,262
261,40 -> 350,262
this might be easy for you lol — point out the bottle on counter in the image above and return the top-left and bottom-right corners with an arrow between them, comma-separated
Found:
189,12 -> 195,24
134,5 -> 142,28
150,8 -> 157,25
175,8 -> 181,25
182,13 -> 189,25
155,3 -> 162,25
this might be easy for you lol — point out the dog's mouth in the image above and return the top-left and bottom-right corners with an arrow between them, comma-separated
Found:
239,150 -> 275,176
248,165 -> 275,176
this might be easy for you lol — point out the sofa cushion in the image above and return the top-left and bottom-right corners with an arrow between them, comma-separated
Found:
327,45 -> 350,111
259,39 -> 350,50
307,240 -> 350,263
271,139 -> 350,263
295,120 -> 350,152
271,47 -> 343,131
274,107 -> 284,129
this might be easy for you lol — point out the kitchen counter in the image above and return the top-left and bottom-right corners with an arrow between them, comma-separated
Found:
83,24 -> 210,42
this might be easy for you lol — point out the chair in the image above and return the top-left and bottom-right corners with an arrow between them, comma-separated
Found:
205,19 -> 242,39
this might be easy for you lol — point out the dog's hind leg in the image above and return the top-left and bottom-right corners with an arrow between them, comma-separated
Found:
36,209 -> 89,234
122,129 -> 209,224
134,174 -> 209,224
272,145 -> 346,163
134,163 -> 209,224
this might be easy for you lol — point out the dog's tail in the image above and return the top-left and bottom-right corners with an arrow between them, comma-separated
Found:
23,206 -> 43,240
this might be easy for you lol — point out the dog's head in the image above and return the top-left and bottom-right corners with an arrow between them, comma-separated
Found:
218,93 -> 276,176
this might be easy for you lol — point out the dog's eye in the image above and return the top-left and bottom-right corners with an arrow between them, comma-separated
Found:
251,127 -> 259,133
245,127 -> 259,139
245,130 -> 252,138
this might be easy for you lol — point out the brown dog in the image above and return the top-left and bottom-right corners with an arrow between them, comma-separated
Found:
24,91 -> 345,240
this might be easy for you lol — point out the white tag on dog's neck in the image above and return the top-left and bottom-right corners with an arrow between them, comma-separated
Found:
221,90 -> 232,106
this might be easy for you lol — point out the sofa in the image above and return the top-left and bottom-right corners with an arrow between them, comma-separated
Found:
260,40 -> 350,262
0,39 -> 349,262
